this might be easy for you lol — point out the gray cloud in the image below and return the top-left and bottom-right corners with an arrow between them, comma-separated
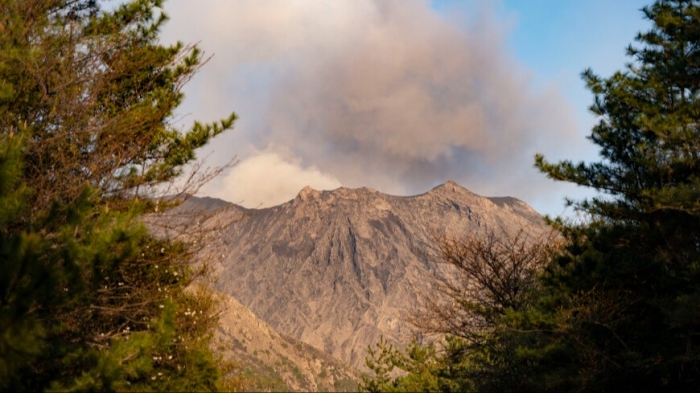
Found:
161,0 -> 581,213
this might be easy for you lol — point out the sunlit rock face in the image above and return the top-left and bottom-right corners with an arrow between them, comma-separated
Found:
184,181 -> 548,369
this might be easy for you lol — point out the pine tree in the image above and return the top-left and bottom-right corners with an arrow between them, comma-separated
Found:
520,0 -> 700,390
0,0 -> 235,390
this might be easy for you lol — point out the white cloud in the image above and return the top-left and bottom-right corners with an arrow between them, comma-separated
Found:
204,150 -> 341,208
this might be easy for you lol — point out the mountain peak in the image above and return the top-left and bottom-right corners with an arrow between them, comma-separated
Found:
297,185 -> 321,201
429,180 -> 470,194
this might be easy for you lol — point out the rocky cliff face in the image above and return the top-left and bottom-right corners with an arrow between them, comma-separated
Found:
184,181 -> 549,370
213,291 -> 360,391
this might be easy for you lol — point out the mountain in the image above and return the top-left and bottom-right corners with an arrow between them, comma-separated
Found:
212,290 -> 360,391
177,181 -> 549,371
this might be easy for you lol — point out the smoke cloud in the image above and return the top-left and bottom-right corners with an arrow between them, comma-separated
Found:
161,0 -> 580,212
216,150 -> 341,208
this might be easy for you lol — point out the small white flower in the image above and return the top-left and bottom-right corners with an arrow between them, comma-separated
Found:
160,247 -> 165,253
168,355 -> 172,360
159,304 -> 164,309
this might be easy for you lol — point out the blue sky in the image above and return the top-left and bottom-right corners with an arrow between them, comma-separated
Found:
434,0 -> 651,150
497,0 -> 649,215
499,0 -> 648,129
160,0 -> 656,217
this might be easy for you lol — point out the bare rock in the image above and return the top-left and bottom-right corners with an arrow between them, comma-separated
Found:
185,181 -> 549,370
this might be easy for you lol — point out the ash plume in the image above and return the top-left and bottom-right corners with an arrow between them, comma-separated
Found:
161,0 -> 580,211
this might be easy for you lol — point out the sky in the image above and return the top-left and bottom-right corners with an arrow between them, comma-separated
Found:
158,0 -> 650,216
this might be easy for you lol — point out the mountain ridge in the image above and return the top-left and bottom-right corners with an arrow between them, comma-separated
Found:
179,181 -> 550,370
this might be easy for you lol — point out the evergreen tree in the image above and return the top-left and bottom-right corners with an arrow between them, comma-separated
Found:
0,0 -> 235,390
519,0 -> 700,390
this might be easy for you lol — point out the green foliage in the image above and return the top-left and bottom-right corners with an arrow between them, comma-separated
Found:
520,0 -> 700,391
361,337 -> 471,393
0,0 -> 235,391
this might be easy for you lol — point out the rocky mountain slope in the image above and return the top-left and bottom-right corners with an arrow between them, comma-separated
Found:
212,291 -> 359,392
181,181 -> 549,370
